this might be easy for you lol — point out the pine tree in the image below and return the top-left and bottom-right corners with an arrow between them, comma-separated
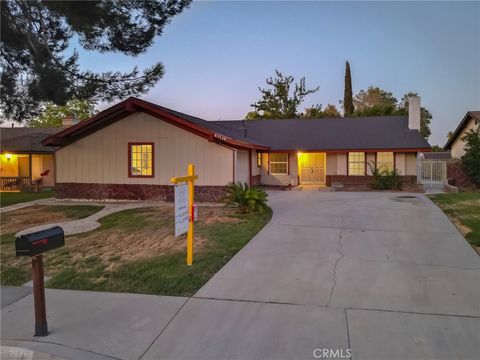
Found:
1,0 -> 191,123
343,61 -> 354,116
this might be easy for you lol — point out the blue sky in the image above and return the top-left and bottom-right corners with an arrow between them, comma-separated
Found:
77,1 -> 479,146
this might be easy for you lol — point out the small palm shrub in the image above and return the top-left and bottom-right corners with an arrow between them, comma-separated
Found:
224,182 -> 268,213
368,162 -> 403,190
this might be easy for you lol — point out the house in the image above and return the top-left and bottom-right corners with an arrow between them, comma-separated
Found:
42,96 -> 431,201
444,111 -> 480,158
0,127 -> 59,191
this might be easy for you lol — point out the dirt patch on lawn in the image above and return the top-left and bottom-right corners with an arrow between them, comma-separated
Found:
451,217 -> 472,236
198,206 -> 243,225
61,206 -> 243,269
67,230 -> 207,268
1,206 -> 72,235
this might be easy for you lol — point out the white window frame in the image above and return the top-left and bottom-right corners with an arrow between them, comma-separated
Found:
348,152 -> 365,176
269,153 -> 289,175
376,152 -> 394,171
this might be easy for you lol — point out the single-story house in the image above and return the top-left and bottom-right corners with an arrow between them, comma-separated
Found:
0,127 -> 60,191
444,111 -> 480,158
42,96 -> 431,201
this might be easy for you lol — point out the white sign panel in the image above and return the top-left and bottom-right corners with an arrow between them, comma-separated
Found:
174,183 -> 189,237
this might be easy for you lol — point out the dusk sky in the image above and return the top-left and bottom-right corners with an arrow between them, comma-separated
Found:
77,1 -> 479,147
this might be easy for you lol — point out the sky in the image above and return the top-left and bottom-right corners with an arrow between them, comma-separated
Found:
76,1 -> 480,146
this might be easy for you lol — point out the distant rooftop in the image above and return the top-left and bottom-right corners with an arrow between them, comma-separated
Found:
1,127 -> 61,153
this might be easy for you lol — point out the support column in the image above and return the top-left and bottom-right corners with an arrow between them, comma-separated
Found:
29,153 -> 32,192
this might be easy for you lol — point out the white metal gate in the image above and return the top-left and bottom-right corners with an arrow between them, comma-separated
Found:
416,158 -> 447,187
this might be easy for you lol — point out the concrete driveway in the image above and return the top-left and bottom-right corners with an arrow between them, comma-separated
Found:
2,191 -> 479,359
147,191 -> 480,359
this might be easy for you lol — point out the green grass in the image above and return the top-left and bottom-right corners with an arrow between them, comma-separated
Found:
26,206 -> 273,296
0,190 -> 56,207
428,192 -> 480,248
0,204 -> 104,285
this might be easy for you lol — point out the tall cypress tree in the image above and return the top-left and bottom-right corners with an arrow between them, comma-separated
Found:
344,61 -> 354,116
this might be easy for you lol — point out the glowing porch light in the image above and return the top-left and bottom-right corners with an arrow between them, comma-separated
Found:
5,153 -> 12,161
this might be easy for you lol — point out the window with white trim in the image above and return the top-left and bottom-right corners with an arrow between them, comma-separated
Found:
348,152 -> 365,176
269,153 -> 288,175
376,152 -> 394,171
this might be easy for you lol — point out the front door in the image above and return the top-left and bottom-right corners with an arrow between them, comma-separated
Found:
299,152 -> 326,185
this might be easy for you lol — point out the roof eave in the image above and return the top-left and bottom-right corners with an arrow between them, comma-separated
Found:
444,112 -> 473,150
42,97 -> 268,151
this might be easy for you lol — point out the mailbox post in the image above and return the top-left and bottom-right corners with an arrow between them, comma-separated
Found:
32,255 -> 47,336
15,226 -> 65,336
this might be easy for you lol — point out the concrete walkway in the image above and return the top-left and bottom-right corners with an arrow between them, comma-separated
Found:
14,200 -> 164,236
0,197 -> 56,214
1,192 -> 479,359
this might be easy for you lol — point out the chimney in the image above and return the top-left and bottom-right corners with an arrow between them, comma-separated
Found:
408,95 -> 421,130
62,113 -> 79,128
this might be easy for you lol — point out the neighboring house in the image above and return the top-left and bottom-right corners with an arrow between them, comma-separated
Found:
0,127 -> 59,191
444,111 -> 480,158
42,96 -> 430,201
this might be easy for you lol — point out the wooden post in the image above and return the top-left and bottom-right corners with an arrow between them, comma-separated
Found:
28,153 -> 33,192
32,255 -> 48,336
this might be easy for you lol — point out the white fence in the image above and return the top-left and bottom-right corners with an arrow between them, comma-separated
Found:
416,158 -> 447,187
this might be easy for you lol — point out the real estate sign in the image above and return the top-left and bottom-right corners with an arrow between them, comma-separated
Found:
174,183 -> 189,237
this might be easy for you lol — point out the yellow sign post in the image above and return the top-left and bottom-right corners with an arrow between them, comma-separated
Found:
171,164 -> 198,266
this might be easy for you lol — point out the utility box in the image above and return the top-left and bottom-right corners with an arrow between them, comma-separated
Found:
16,226 -> 64,257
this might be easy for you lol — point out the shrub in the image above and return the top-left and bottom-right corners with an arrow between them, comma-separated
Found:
368,162 -> 403,190
224,182 -> 268,213
461,129 -> 480,188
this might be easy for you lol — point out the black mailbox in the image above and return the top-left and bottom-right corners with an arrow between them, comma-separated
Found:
15,226 -> 65,257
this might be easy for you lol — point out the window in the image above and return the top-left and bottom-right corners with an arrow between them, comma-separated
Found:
129,143 -> 154,177
376,152 -> 394,171
348,152 -> 365,175
257,153 -> 262,167
269,153 -> 288,175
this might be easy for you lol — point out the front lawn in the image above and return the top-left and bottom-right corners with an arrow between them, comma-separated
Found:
1,206 -> 272,295
1,190 -> 56,207
428,192 -> 480,253
1,204 -> 104,285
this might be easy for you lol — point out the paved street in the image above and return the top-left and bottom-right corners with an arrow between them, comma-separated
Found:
2,191 -> 479,359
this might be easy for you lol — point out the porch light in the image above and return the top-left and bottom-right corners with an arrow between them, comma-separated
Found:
5,153 -> 12,161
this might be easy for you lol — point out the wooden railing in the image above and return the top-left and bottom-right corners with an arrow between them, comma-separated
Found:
0,177 -> 31,191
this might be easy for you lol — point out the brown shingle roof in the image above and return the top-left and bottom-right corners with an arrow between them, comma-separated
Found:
1,127 -> 61,153
216,116 -> 430,151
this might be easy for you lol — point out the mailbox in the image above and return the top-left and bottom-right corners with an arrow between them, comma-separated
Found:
16,226 -> 64,257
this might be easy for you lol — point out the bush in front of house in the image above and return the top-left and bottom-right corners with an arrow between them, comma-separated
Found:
368,163 -> 403,190
461,129 -> 480,188
224,182 -> 268,213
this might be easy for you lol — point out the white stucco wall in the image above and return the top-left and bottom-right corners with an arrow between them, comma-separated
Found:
326,153 -> 337,175
395,153 -> 406,175
260,153 -> 298,186
235,150 -> 250,184
336,153 -> 347,175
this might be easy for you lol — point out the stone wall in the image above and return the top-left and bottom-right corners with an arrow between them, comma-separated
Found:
251,175 -> 261,186
56,183 -> 227,202
326,175 -> 419,191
